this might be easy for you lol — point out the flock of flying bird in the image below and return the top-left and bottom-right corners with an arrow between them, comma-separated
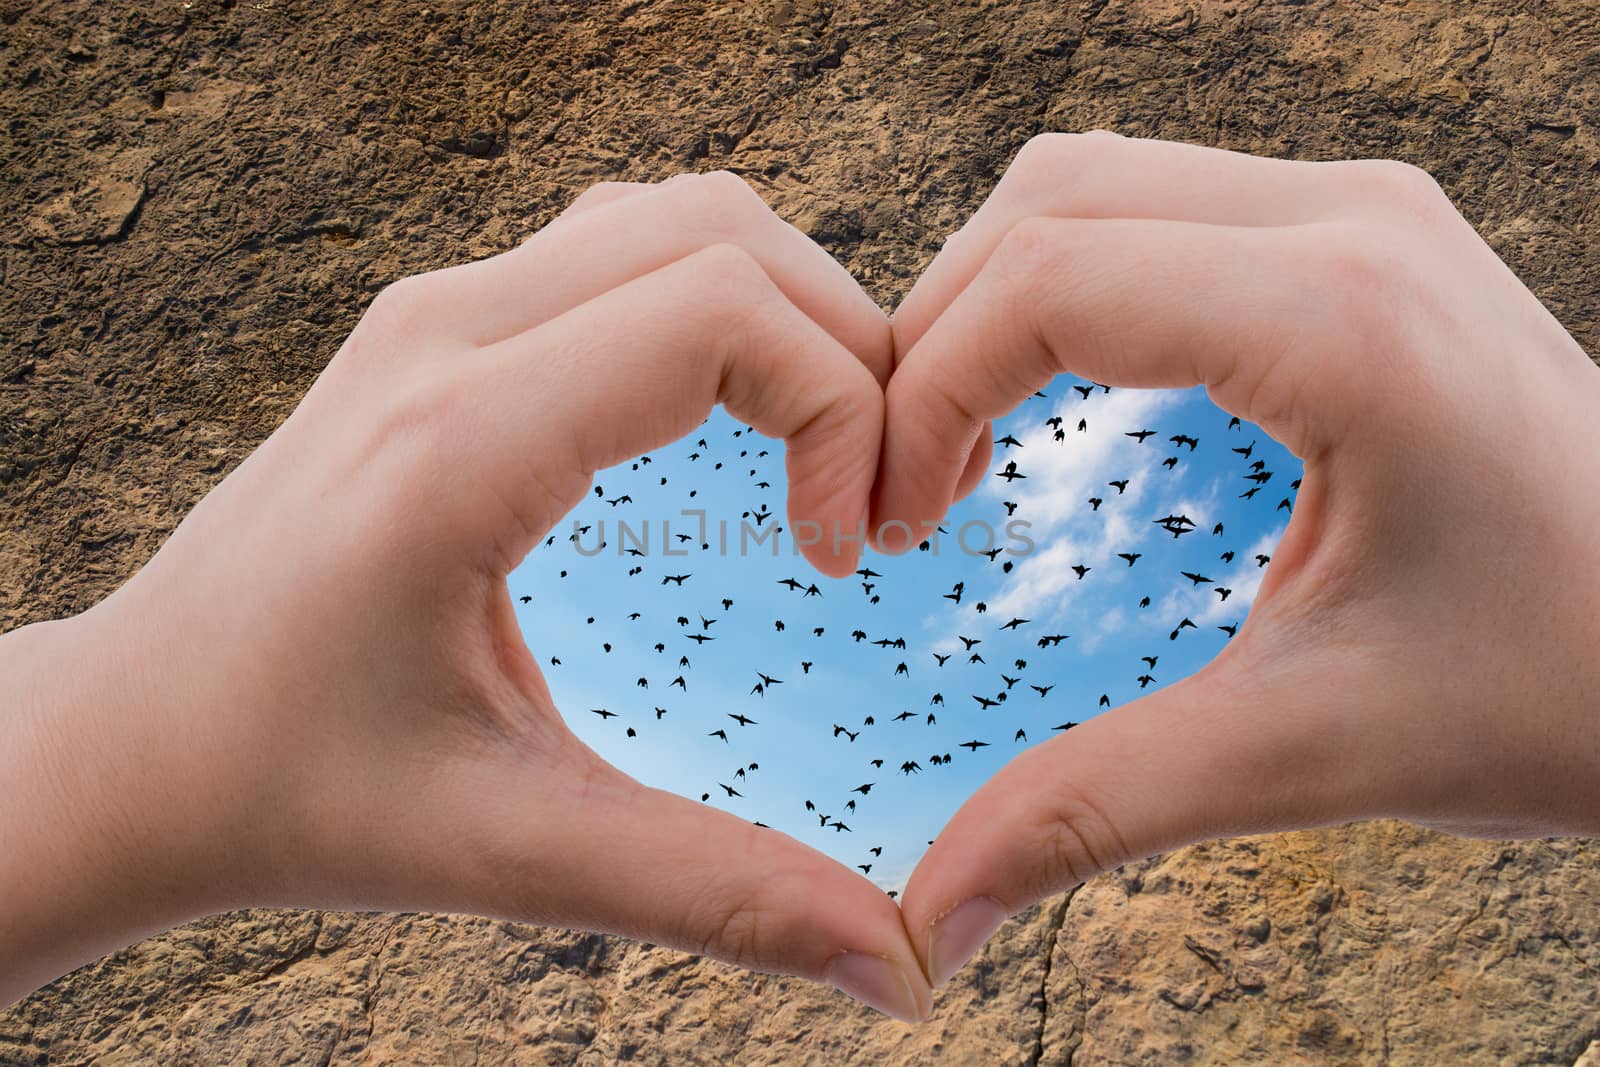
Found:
518,381 -> 1300,890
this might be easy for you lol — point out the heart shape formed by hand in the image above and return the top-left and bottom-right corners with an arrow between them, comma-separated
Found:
502,135 -> 1312,1020
514,382 -> 1298,902
59,127 -> 1593,1028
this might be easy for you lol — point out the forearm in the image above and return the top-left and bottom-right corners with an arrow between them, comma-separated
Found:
0,603 -> 245,1008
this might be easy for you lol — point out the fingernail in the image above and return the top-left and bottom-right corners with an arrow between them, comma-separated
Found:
927,896 -> 1009,987
824,951 -> 926,1023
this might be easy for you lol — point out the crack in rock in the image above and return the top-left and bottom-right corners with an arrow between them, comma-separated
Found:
1031,888 -> 1079,1066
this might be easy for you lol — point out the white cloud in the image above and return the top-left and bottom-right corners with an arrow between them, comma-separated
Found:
1158,525 -> 1286,626
979,388 -> 1179,622
1078,605 -> 1125,654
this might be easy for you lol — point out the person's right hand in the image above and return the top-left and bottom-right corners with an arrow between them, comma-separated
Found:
871,131 -> 1600,989
1,170 -> 935,1020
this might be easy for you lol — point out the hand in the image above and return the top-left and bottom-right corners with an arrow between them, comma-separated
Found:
873,131 -> 1600,988
1,171 -> 934,1021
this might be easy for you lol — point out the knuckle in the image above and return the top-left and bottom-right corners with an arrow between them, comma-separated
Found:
1039,820 -> 1094,894
366,274 -> 431,332
1014,129 -> 1124,186
694,237 -> 765,281
565,181 -> 631,211
1001,131 -> 1138,223
697,167 -> 758,197
366,273 -> 454,348
337,275 -> 437,369
990,214 -> 1064,289
988,215 -> 1089,359
1028,776 -> 1131,898
694,238 -> 768,308
1201,223 -> 1394,452
1294,218 -> 1440,427
917,358 -> 982,431
691,877 -> 793,975
1339,158 -> 1450,224
1016,130 -> 1072,164
687,241 -> 773,347
700,888 -> 766,970
1365,158 -> 1442,198
679,169 -> 768,235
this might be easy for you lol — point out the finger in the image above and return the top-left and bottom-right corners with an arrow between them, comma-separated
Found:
555,180 -> 653,219
873,435 -> 991,554
552,172 -> 712,220
455,242 -> 884,578
421,170 -> 895,386
466,748 -> 931,1022
899,656 -> 1389,989
872,216 -> 1350,544
886,129 -> 1344,533
953,433 -> 992,502
893,130 -> 1380,357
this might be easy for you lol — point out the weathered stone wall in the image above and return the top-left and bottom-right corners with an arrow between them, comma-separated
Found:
4,1 -> 1598,1062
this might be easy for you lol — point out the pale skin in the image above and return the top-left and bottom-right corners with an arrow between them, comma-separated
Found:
2,133 -> 1597,1024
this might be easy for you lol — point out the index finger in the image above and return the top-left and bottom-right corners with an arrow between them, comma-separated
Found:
453,241 -> 890,578
425,172 -> 897,387
871,215 -> 1341,544
892,131 -> 1376,359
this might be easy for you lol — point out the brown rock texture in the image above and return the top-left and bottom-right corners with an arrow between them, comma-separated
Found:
3,0 -> 1599,1063
4,825 -> 1600,1064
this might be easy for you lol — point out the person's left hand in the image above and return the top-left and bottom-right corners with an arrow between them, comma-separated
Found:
872,130 -> 1600,995
7,171 -> 932,1020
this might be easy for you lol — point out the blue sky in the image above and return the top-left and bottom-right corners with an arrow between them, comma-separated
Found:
510,375 -> 1302,894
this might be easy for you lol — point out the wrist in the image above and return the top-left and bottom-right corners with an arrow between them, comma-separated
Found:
0,600 -> 258,1007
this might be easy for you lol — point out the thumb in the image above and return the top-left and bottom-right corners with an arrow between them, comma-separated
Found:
899,649 -> 1386,987
447,737 -> 934,1022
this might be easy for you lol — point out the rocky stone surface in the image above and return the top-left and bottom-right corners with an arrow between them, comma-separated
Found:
4,823 -> 1600,1064
4,0 -> 1600,1063
1044,823 -> 1600,1065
